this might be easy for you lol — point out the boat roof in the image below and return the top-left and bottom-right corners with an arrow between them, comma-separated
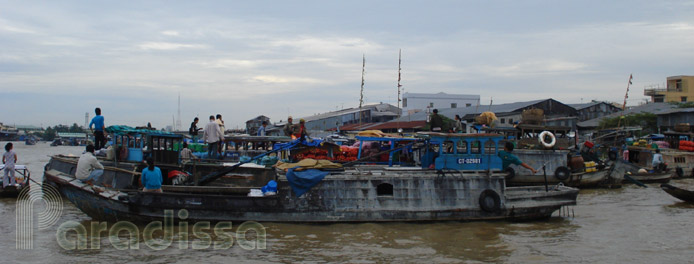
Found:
106,125 -> 182,138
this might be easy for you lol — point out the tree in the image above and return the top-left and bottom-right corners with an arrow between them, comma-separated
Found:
598,112 -> 658,135
43,126 -> 56,141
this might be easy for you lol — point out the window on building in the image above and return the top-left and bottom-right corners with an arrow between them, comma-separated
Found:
451,103 -> 457,108
500,118 -> 505,124
466,103 -> 471,107
676,80 -> 683,91
682,97 -> 688,102
509,118 -> 513,124
429,102 -> 434,107
403,98 -> 407,107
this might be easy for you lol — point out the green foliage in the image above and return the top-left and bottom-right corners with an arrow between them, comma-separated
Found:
670,102 -> 694,108
598,112 -> 657,135
421,115 -> 455,131
42,123 -> 85,141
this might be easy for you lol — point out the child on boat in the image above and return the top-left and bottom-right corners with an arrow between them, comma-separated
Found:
2,143 -> 18,187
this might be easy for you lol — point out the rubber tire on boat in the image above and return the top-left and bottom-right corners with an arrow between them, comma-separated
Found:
479,189 -> 501,213
676,167 -> 683,178
505,167 -> 515,180
538,131 -> 556,148
608,151 -> 617,161
554,166 -> 571,181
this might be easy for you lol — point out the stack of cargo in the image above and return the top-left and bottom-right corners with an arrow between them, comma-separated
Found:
584,161 -> 597,173
679,141 -> 694,152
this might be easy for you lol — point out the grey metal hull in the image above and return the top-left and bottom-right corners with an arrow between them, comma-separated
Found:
44,157 -> 579,223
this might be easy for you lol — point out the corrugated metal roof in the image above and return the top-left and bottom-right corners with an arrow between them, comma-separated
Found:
393,99 -> 549,122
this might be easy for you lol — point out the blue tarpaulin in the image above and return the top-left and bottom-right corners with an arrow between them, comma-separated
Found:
285,167 -> 328,197
273,138 -> 324,151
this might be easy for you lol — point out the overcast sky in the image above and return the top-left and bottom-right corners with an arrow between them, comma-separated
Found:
1,0 -> 693,129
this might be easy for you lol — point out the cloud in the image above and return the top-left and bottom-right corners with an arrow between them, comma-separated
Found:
137,42 -> 208,51
161,30 -> 180,36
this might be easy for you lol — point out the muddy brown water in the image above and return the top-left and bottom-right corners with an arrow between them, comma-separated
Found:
2,142 -> 694,263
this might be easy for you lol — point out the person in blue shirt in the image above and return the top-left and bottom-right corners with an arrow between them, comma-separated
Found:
257,121 -> 268,136
498,142 -> 537,174
141,157 -> 163,193
89,107 -> 107,150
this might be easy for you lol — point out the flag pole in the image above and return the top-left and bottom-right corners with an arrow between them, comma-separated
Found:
618,74 -> 633,128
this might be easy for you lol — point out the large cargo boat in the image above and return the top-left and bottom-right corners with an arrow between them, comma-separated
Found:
43,132 -> 579,223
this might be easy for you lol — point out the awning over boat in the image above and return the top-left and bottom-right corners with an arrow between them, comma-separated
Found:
106,125 -> 182,138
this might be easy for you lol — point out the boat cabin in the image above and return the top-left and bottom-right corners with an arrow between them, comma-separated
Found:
107,126 -> 184,165
417,132 -> 504,171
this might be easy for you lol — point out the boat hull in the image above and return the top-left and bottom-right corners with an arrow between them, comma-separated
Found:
661,184 -> 694,203
44,157 -> 579,223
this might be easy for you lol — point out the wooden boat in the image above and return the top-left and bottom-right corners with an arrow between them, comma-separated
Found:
624,171 -> 672,183
0,164 -> 31,197
43,132 -> 579,223
609,158 -> 673,184
661,183 -> 694,203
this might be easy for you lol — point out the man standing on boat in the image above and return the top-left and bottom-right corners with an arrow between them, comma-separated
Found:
203,115 -> 224,159
89,107 -> 107,150
76,144 -> 106,187
499,142 -> 538,174
284,116 -> 296,137
216,114 -> 225,158
257,121 -> 268,136
189,117 -> 202,142
652,149 -> 665,172
429,109 -> 443,132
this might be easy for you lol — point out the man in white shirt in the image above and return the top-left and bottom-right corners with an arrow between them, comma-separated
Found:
203,115 -> 224,159
76,145 -> 105,186
652,149 -> 664,171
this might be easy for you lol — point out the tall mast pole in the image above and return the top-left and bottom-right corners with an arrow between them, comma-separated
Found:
618,74 -> 633,128
360,54 -> 365,125
397,49 -> 402,114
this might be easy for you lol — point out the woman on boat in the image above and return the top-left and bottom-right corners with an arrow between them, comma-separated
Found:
2,143 -> 18,188
141,157 -> 163,193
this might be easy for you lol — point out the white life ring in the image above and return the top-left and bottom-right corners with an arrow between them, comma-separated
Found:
539,131 -> 556,148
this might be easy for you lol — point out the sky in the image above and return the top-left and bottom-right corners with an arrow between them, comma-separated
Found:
1,0 -> 693,129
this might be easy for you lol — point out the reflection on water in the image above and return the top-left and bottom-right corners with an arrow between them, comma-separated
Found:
2,142 -> 694,263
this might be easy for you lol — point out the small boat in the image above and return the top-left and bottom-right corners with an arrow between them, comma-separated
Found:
25,137 -> 37,145
624,171 -> 672,183
611,159 -> 673,184
0,165 -> 31,197
44,132 -> 579,223
661,183 -> 694,203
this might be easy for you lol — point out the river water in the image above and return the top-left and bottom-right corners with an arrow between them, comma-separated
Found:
1,142 -> 694,263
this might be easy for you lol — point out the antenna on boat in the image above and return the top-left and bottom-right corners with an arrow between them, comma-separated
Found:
359,54 -> 365,125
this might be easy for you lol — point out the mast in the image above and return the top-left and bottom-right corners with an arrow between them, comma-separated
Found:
176,92 -> 182,131
397,49 -> 402,113
359,54 -> 365,124
618,74 -> 633,128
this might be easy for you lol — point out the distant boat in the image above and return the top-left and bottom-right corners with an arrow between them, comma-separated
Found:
25,136 -> 37,145
50,139 -> 64,146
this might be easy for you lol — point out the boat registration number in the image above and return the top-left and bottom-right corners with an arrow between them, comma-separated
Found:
457,158 -> 481,164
